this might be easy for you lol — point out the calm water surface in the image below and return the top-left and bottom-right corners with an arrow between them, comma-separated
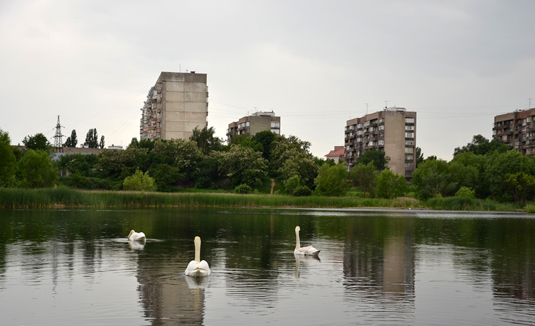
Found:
1,208 -> 535,325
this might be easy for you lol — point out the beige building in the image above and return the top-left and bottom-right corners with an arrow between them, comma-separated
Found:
226,111 -> 281,142
493,108 -> 535,155
344,108 -> 416,179
140,71 -> 208,141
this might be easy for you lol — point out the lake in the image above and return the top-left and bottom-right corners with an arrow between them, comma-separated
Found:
1,208 -> 534,325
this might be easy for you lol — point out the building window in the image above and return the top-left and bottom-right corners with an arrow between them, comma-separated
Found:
271,121 -> 280,128
405,125 -> 414,131
271,129 -> 280,135
357,124 -> 363,129
405,162 -> 414,168
405,132 -> 414,138
405,140 -> 414,146
378,140 -> 384,146
405,117 -> 415,123
379,125 -> 384,130
406,155 -> 413,160
405,147 -> 414,153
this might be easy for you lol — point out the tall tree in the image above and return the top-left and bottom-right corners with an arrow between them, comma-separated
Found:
189,126 -> 224,155
454,134 -> 509,157
22,133 -> 51,151
0,129 -> 17,186
251,130 -> 276,161
17,149 -> 57,188
349,162 -> 379,197
99,135 -> 105,149
64,130 -> 78,147
314,163 -> 351,196
85,128 -> 99,148
356,148 -> 390,170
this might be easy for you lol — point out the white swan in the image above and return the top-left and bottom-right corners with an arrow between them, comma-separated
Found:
294,226 -> 320,256
185,236 -> 211,277
128,230 -> 146,241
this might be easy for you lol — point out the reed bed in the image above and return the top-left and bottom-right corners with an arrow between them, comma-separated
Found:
0,187 -> 523,211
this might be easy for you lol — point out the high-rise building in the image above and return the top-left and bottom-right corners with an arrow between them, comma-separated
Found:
344,107 -> 417,179
226,111 -> 281,142
493,108 -> 535,155
140,72 -> 208,141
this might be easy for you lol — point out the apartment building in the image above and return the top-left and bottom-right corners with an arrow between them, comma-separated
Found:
140,71 -> 208,141
325,146 -> 345,164
227,111 -> 281,142
493,108 -> 535,155
344,107 -> 417,179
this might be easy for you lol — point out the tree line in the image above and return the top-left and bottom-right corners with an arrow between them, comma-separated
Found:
1,125 -> 534,203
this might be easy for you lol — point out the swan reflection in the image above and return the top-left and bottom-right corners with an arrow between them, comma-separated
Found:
294,253 -> 321,278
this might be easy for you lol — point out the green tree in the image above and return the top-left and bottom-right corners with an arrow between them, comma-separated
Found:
153,164 -> 183,192
412,159 -> 457,200
454,134 -> 509,157
349,162 -> 379,197
17,149 -> 57,188
314,163 -> 351,196
63,130 -> 78,147
271,135 -> 318,188
455,186 -> 476,199
85,128 -> 99,148
96,146 -> 149,178
189,126 -> 224,155
376,169 -> 408,199
356,149 -> 390,170
284,175 -> 302,195
504,172 -> 535,203
22,133 -> 51,151
123,169 -> 155,191
0,129 -> 17,186
415,147 -> 424,167
99,135 -> 105,149
251,130 -> 276,161
217,144 -> 268,188
151,139 -> 203,174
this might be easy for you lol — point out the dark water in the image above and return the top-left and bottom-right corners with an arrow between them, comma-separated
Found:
1,208 -> 535,325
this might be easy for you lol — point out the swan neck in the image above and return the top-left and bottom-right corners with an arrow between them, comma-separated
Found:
194,237 -> 201,263
295,228 -> 301,250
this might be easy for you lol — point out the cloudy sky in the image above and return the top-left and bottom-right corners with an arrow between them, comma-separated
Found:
1,0 -> 534,160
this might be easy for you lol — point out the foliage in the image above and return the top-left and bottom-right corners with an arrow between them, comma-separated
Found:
151,139 -> 203,173
99,135 -> 105,149
22,133 -> 51,151
349,162 -> 379,198
57,153 -> 100,176
314,163 -> 351,196
63,130 -> 78,147
152,164 -> 183,192
85,128 -> 99,148
356,148 -> 390,170
525,204 -> 535,213
415,147 -> 424,168
455,186 -> 476,199
123,169 -> 155,191
293,185 -> 312,196
376,169 -> 408,199
503,172 -> 535,203
189,126 -> 224,155
17,149 -> 57,188
96,146 -> 149,178
251,130 -> 276,161
271,135 -> 317,187
284,175 -> 302,195
217,145 -> 268,188
453,134 -> 509,157
234,184 -> 253,194
411,159 -> 457,200
0,129 -> 17,187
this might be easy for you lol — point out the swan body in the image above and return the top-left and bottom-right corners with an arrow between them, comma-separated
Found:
185,236 -> 211,277
128,230 -> 146,241
294,226 -> 320,256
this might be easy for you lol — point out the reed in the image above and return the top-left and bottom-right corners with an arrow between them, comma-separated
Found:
0,187 -> 518,211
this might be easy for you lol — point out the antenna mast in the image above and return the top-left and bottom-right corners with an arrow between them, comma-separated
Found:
53,115 -> 65,153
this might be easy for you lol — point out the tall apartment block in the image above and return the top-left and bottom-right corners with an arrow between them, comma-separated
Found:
493,108 -> 535,155
344,108 -> 417,179
226,111 -> 281,142
140,72 -> 208,141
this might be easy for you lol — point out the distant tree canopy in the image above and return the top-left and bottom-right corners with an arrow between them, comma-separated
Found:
0,129 -> 17,186
85,128 -> 99,148
356,148 -> 390,171
453,134 -> 509,157
22,133 -> 51,151
189,126 -> 224,155
64,130 -> 78,148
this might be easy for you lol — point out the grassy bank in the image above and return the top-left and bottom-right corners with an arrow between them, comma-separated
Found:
0,187 -> 421,209
0,187 -> 526,211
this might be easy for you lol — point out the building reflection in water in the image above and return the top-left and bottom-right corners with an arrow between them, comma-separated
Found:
135,247 -> 207,326
342,217 -> 415,303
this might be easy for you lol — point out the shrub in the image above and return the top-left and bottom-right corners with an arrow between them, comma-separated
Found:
455,186 -> 475,199
234,184 -> 253,194
123,169 -> 155,191
293,185 -> 312,196
525,204 -> 535,213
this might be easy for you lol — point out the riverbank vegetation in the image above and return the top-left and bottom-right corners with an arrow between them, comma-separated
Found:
1,127 -> 535,212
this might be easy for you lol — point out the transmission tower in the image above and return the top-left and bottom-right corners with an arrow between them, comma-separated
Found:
53,115 -> 65,153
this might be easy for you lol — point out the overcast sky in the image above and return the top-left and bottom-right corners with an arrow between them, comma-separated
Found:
1,0 -> 534,160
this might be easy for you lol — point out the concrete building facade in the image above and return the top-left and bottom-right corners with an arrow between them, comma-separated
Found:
493,108 -> 535,155
226,111 -> 281,142
140,72 -> 208,141
344,108 -> 417,179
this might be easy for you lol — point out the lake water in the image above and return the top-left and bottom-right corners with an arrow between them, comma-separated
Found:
1,208 -> 535,325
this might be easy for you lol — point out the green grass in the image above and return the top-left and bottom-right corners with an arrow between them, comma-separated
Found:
0,187 -> 524,212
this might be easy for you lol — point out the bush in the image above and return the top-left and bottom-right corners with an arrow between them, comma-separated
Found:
123,169 -> 155,191
455,186 -> 475,199
525,204 -> 535,213
293,185 -> 312,196
234,184 -> 253,194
